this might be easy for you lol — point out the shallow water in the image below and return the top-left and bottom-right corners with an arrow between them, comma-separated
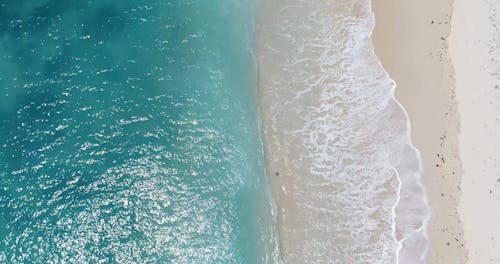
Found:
0,1 -> 280,263
256,0 -> 430,263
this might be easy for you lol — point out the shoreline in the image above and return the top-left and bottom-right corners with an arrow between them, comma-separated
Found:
256,0 -> 429,262
372,0 -> 468,263
366,2 -> 432,262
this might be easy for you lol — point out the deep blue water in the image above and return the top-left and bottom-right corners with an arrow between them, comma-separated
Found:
0,1 -> 279,263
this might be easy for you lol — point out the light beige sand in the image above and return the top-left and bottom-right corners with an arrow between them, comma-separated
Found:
450,0 -> 500,263
372,1 -> 468,263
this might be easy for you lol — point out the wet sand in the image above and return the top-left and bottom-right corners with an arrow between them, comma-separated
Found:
372,0 -> 468,263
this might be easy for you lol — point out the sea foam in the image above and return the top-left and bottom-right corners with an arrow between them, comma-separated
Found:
256,0 -> 430,262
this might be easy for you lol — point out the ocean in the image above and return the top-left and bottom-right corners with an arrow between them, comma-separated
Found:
0,0 -> 281,263
0,0 -> 433,263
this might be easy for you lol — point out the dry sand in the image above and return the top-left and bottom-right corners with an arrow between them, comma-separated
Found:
450,0 -> 500,263
372,1 -> 468,263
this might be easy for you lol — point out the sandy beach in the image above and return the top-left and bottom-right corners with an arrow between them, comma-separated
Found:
372,1 -> 467,263
255,0 -> 500,262
374,0 -> 500,263
450,0 -> 500,262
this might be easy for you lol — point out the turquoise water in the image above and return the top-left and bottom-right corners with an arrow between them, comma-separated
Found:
0,1 -> 280,263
